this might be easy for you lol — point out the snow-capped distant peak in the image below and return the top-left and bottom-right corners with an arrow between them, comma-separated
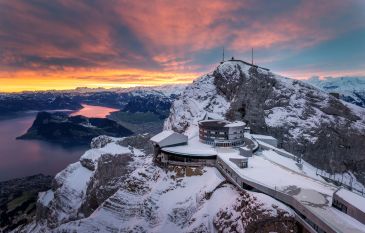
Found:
306,76 -> 365,107
306,76 -> 365,92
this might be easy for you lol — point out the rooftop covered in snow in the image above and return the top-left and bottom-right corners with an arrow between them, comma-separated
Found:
160,135 -> 217,157
216,148 -> 365,233
150,130 -> 188,148
198,119 -> 245,128
335,188 -> 365,213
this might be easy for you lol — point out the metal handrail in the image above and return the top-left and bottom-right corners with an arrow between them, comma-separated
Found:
316,168 -> 365,197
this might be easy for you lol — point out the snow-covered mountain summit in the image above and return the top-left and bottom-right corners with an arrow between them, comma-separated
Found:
165,61 -> 365,184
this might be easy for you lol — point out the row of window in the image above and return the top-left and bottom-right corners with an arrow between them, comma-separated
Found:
199,132 -> 244,137
200,129 -> 227,135
215,141 -> 244,147
200,129 -> 244,134
227,135 -> 244,139
200,139 -> 244,147
202,136 -> 228,140
200,135 -> 244,140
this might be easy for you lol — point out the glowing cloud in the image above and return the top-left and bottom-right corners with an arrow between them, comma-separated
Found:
0,0 -> 364,92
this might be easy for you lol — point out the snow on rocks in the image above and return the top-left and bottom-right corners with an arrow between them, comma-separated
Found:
32,136 -> 137,229
18,134 -> 295,233
214,190 -> 295,233
164,73 -> 230,134
216,61 -> 249,83
90,135 -> 114,149
306,76 -> 365,108
80,136 -> 131,171
265,76 -> 365,143
166,60 -> 364,145
35,161 -> 293,233
38,190 -> 54,207
36,161 -> 94,227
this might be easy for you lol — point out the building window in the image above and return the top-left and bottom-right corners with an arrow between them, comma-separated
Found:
332,199 -> 348,214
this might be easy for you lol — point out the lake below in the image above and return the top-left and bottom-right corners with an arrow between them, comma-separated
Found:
0,104 -> 119,181
70,104 -> 118,118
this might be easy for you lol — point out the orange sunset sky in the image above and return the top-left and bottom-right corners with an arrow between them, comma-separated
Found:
0,0 -> 364,92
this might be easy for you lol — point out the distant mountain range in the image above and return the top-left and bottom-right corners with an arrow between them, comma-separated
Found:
306,76 -> 365,108
0,84 -> 187,118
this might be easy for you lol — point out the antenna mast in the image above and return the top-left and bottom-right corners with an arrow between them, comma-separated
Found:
251,48 -> 253,65
222,47 -> 225,62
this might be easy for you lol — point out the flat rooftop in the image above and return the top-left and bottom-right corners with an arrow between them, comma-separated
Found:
199,120 -> 229,128
336,188 -> 365,213
224,121 -> 245,127
251,134 -> 277,140
199,119 -> 245,128
161,135 -> 217,157
150,130 -> 175,143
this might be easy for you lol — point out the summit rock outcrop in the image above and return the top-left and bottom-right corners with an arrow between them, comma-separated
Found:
166,61 -> 365,184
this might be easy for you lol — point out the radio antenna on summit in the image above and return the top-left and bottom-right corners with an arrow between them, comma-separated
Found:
251,48 -> 253,65
222,47 -> 225,62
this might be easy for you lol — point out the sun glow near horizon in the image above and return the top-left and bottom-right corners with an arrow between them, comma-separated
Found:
0,69 -> 199,93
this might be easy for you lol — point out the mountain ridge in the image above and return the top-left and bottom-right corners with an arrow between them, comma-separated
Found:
165,61 -> 365,185
0,84 -> 184,117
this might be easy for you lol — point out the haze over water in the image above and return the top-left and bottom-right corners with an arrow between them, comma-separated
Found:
0,105 -> 118,181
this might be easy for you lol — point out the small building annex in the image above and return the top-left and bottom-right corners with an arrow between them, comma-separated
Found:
150,130 -> 188,148
150,129 -> 217,166
332,187 -> 365,225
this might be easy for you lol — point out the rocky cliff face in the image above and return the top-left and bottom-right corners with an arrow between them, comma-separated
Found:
166,61 -> 365,184
33,135 -> 142,229
15,135 -> 295,232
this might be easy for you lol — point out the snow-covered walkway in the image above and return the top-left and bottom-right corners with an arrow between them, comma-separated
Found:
216,148 -> 365,233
